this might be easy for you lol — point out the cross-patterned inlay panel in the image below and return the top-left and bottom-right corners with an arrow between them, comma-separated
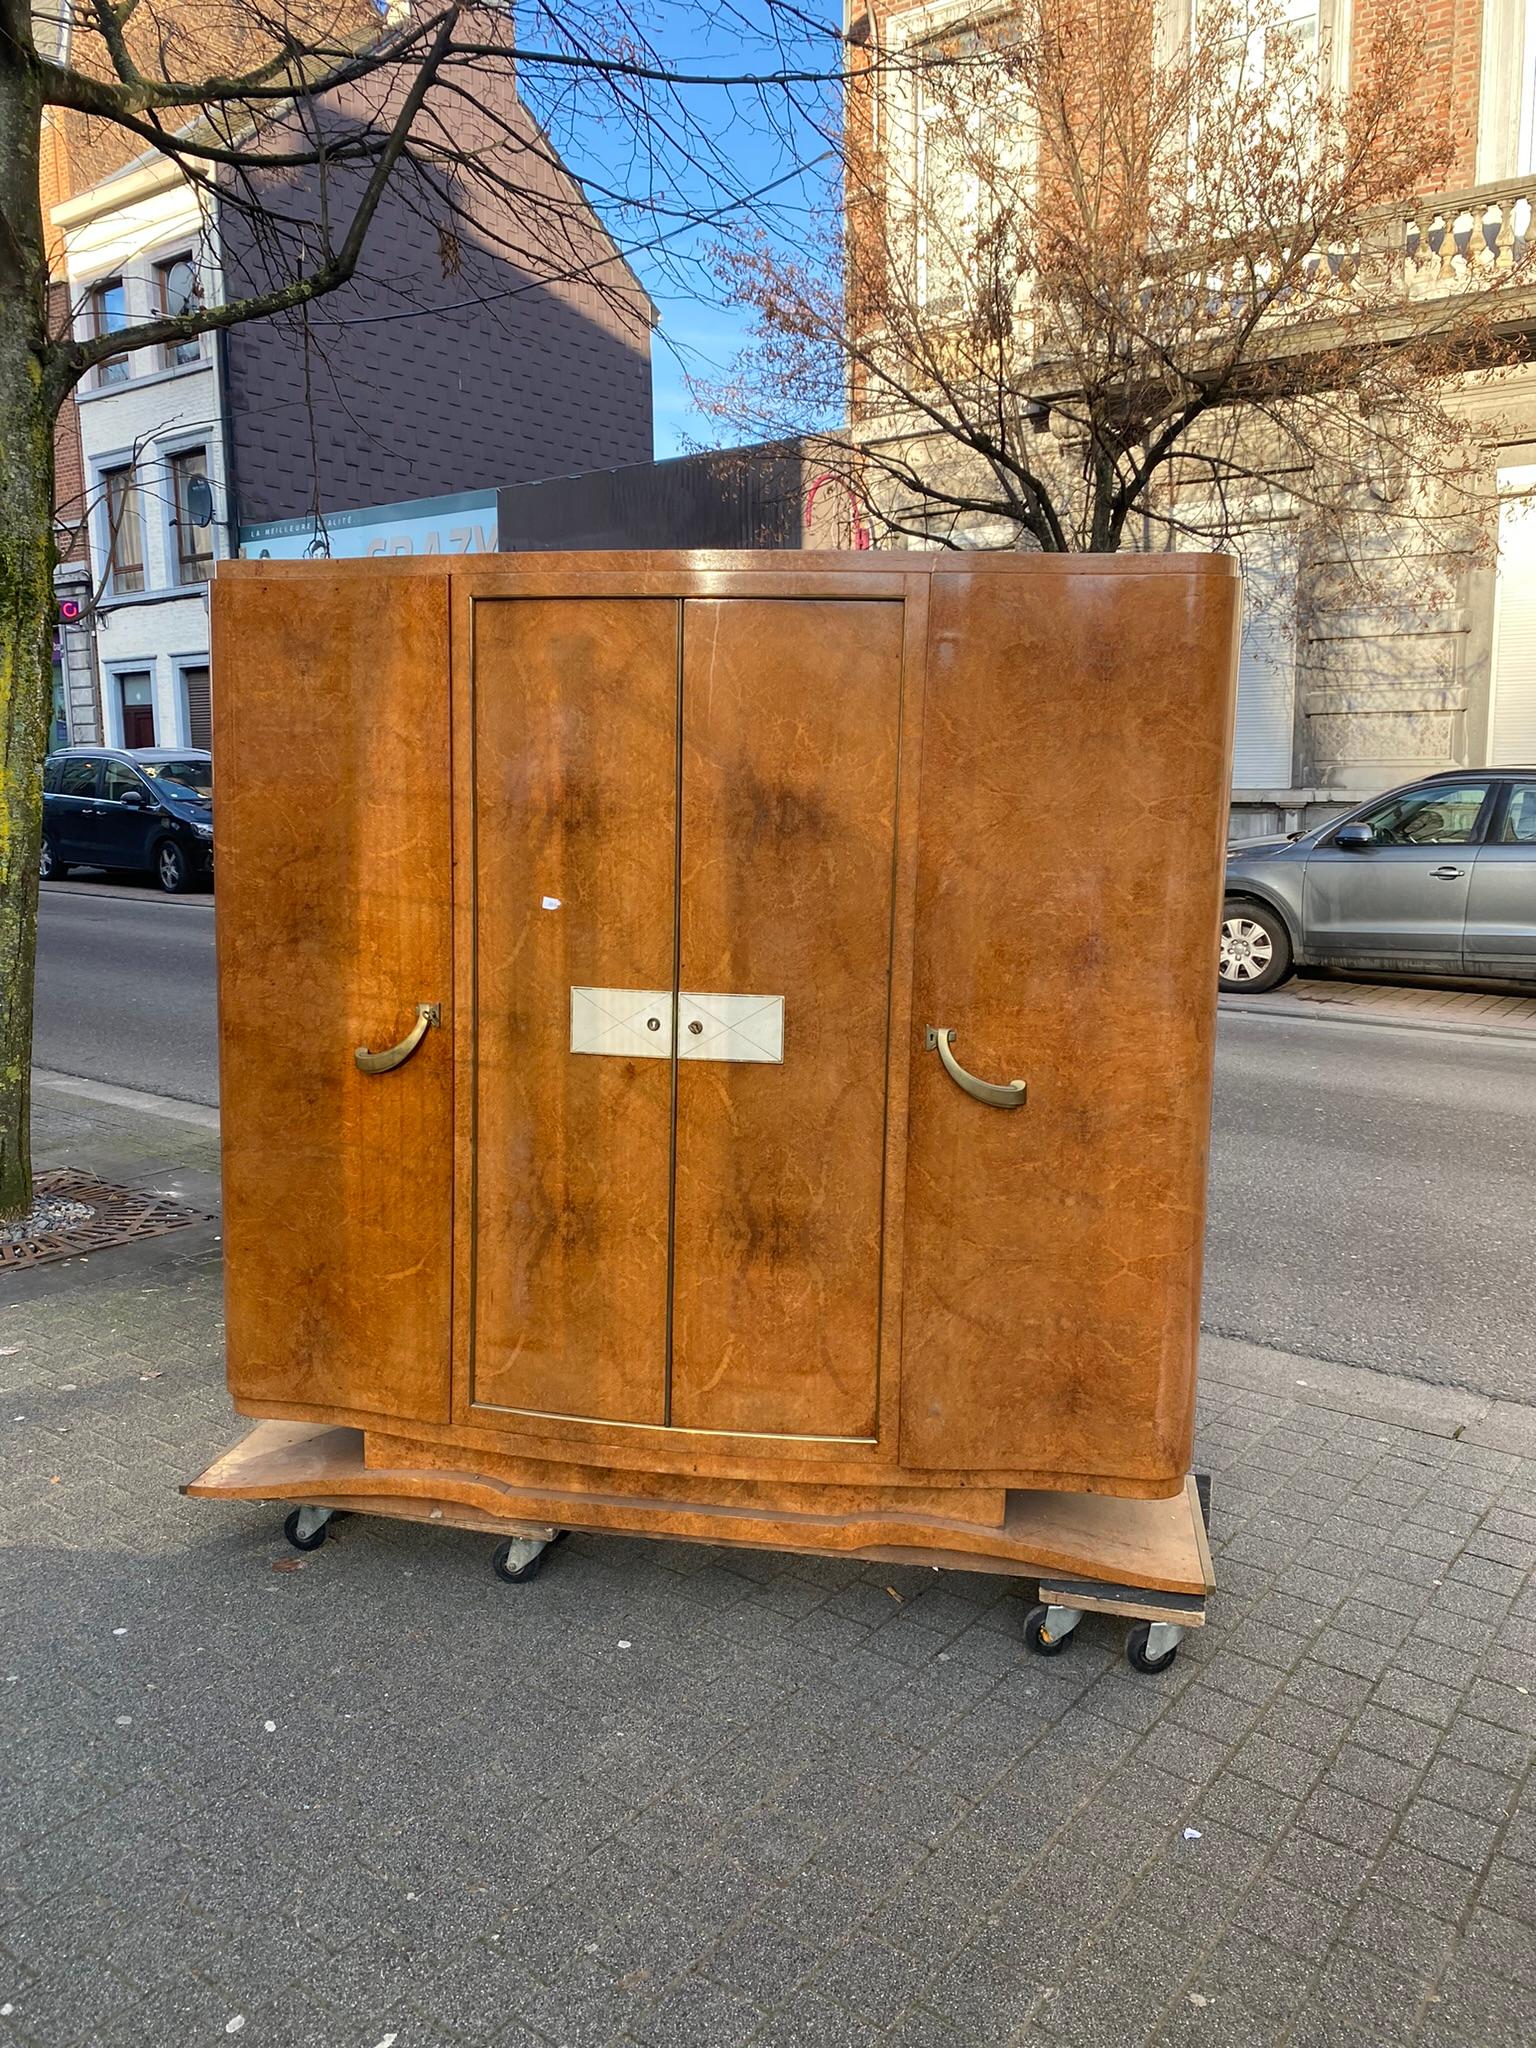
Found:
569,987 -> 673,1058
569,989 -> 784,1063
676,991 -> 784,1064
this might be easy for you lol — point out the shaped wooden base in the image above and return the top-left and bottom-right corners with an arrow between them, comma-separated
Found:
184,1421 -> 1215,1602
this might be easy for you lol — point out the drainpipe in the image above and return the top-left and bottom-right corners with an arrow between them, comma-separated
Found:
53,561 -> 101,744
217,323 -> 241,559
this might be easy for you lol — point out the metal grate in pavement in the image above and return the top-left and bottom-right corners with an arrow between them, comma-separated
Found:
0,1167 -> 210,1269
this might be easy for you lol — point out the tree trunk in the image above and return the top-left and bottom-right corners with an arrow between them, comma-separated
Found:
0,19 -> 56,1220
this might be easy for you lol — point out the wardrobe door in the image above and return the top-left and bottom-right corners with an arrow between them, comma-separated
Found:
670,598 -> 905,1441
215,568 -> 454,1424
471,597 -> 678,1425
900,561 -> 1239,1495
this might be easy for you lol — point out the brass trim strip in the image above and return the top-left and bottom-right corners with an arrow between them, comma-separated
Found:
663,599 -> 684,1428
467,1399 -> 877,1446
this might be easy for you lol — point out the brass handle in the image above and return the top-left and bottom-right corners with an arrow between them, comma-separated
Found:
926,1026 -> 1027,1109
355,1002 -> 440,1075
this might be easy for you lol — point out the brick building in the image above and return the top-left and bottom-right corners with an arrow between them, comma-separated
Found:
848,0 -> 1536,832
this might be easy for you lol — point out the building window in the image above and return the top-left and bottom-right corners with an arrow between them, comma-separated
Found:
1195,0 -> 1320,96
156,253 -> 202,367
102,464 -> 145,594
907,27 -> 1025,316
89,277 -> 130,385
116,671 -> 156,748
1517,0 -> 1536,173
168,450 -> 214,585
917,82 -> 976,312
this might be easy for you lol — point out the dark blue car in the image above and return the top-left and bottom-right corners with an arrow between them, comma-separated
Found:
42,747 -> 213,894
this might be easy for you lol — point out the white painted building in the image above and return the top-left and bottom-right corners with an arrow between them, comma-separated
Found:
54,157 -> 226,751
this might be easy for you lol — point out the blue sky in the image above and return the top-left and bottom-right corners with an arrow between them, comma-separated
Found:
648,295 -> 765,459
520,0 -> 840,457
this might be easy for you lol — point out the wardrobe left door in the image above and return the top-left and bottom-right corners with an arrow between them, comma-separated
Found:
214,567 -> 455,1424
469,596 -> 679,1427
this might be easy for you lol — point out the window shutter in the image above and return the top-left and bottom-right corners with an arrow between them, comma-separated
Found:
184,666 -> 213,750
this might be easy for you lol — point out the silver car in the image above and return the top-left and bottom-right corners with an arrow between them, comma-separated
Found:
1221,768 -> 1536,993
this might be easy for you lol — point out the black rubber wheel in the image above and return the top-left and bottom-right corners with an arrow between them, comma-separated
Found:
154,839 -> 192,894
40,838 -> 68,881
1219,897 -> 1293,994
491,1530 -> 569,1583
492,1537 -> 549,1583
283,1507 -> 330,1551
1023,1602 -> 1074,1656
1126,1621 -> 1179,1674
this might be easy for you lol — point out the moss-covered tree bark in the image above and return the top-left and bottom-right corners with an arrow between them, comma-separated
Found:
0,8 -> 56,1219
0,0 -> 447,1223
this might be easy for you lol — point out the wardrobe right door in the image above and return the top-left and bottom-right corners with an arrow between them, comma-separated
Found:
669,596 -> 906,1444
900,559 -> 1240,1497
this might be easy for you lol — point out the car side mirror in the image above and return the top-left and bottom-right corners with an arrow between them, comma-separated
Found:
1334,823 -> 1373,850
119,788 -> 148,809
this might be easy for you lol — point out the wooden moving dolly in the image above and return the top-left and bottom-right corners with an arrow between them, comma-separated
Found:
186,550 -> 1239,1673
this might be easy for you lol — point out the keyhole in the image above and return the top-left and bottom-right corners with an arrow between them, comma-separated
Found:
688,1020 -> 703,1035
646,1017 -> 661,1032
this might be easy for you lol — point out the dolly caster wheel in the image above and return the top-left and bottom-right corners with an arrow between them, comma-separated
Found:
491,1531 -> 565,1584
283,1505 -> 334,1551
1126,1620 -> 1183,1674
1024,1602 -> 1080,1656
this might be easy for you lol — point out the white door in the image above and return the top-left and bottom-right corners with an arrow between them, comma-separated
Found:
1231,542 -> 1297,788
1490,464 -> 1536,763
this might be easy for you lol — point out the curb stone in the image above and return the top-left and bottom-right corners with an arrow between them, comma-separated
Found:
1220,994 -> 1536,1045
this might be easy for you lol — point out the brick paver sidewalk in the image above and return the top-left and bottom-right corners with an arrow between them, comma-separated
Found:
1222,977 -> 1536,1039
1,1085 -> 1532,2048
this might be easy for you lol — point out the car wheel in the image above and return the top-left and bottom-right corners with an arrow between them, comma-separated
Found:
1219,898 -> 1293,994
154,839 -> 192,894
40,837 -> 69,881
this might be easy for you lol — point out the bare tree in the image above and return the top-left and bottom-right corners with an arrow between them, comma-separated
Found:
0,0 -> 854,1218
704,0 -> 1529,570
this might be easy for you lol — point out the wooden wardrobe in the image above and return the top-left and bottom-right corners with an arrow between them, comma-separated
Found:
192,550 -> 1239,1597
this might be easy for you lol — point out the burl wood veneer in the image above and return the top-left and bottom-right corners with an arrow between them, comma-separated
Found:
204,550 -> 1238,1578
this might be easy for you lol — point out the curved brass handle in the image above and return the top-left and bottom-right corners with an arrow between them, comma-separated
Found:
926,1026 -> 1027,1109
355,1002 -> 440,1075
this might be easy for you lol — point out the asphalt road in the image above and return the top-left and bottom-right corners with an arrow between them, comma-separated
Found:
1206,1009 -> 1536,1401
36,880 -> 219,1107
33,882 -> 1536,1399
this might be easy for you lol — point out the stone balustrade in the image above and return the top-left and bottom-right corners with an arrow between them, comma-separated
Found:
1391,177 -> 1536,290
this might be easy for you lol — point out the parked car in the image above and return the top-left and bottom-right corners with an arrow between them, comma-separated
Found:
41,748 -> 213,894
1221,768 -> 1536,993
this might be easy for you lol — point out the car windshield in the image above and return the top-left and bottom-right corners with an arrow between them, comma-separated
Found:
142,759 -> 212,800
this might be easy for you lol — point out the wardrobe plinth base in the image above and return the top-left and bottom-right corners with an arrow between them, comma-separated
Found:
185,1421 -> 1215,1599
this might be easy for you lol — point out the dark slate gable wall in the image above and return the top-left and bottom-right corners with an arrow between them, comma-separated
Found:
221,80 -> 653,524
497,447 -> 809,550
